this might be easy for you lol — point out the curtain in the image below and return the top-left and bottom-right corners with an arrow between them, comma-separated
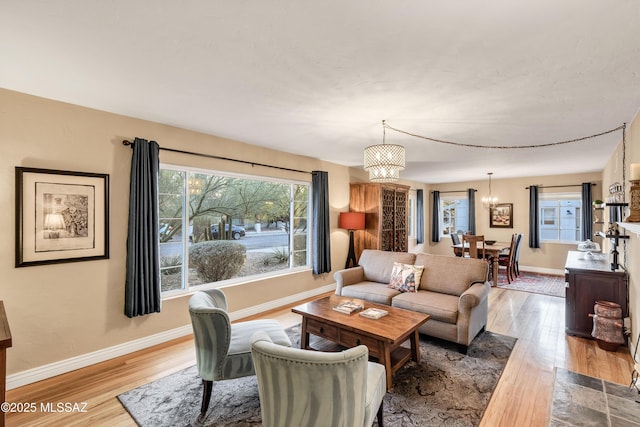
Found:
431,191 -> 440,242
529,185 -> 540,248
311,171 -> 331,274
468,188 -> 476,235
581,182 -> 593,241
416,189 -> 424,244
125,138 -> 161,318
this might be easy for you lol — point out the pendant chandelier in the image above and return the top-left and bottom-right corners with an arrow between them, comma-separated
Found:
363,120 -> 406,182
482,172 -> 498,208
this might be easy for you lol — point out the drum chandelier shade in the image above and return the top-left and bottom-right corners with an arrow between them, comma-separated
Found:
363,121 -> 406,182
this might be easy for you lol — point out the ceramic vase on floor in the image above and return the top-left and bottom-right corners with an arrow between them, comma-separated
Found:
590,301 -> 625,351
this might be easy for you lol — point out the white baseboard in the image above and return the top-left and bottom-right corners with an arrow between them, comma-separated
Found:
519,265 -> 565,276
6,284 -> 335,390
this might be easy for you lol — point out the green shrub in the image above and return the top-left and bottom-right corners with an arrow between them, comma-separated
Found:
160,255 -> 182,276
271,247 -> 289,264
189,241 -> 246,283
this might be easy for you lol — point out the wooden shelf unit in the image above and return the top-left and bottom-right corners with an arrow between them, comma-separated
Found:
349,182 -> 409,261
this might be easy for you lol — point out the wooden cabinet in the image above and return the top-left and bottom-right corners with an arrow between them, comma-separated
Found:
349,183 -> 409,261
0,302 -> 12,427
564,251 -> 627,339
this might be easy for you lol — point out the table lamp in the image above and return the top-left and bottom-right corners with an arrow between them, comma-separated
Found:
339,212 -> 365,268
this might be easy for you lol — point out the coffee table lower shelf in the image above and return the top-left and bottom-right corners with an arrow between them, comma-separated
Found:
306,335 -> 413,386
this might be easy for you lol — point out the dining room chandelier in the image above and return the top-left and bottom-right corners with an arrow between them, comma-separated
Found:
482,172 -> 498,208
363,120 -> 406,182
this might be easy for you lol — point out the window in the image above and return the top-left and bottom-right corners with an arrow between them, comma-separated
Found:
408,192 -> 416,238
159,165 -> 311,294
539,192 -> 582,243
440,195 -> 469,236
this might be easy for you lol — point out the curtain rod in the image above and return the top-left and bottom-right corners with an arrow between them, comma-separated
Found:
524,183 -> 597,189
122,140 -> 312,175
431,189 -> 477,194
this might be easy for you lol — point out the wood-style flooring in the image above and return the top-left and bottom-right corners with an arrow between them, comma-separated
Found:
5,288 -> 635,426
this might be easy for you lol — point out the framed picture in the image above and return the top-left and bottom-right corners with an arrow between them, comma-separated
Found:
490,203 -> 513,228
15,167 -> 109,267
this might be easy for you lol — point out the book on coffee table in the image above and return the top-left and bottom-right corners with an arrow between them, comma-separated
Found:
332,301 -> 364,314
359,307 -> 389,319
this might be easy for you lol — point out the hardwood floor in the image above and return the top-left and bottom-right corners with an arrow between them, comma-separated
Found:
6,288 -> 635,426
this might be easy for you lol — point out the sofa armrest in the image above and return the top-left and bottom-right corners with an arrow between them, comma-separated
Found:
333,266 -> 365,295
459,281 -> 490,311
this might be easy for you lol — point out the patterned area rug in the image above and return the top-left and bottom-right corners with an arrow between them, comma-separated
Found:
118,325 -> 516,427
496,271 -> 565,298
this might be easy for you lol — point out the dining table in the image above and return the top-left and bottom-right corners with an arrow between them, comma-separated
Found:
452,241 -> 511,286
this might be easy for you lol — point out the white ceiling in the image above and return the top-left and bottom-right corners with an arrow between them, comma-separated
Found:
2,1 -> 639,183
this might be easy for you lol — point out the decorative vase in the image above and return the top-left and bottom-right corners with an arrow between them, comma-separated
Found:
590,301 -> 625,351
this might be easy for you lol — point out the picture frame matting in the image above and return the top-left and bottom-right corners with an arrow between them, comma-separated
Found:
15,167 -> 109,267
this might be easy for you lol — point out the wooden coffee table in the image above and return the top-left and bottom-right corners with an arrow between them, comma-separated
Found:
291,295 -> 430,391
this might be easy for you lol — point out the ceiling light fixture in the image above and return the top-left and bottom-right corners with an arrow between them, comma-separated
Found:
363,120 -> 406,182
482,172 -> 498,208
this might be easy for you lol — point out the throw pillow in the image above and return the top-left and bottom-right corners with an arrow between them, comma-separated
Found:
388,262 -> 424,293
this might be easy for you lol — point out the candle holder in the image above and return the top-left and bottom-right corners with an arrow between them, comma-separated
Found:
626,179 -> 640,223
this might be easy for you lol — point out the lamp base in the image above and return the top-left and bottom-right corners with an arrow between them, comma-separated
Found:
345,230 -> 358,269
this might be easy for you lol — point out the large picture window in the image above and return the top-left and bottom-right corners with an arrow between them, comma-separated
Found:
539,192 -> 582,243
159,165 -> 311,294
439,195 -> 469,237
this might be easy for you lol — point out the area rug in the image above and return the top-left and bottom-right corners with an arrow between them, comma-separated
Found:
549,367 -> 640,426
118,325 -> 516,427
496,271 -> 565,298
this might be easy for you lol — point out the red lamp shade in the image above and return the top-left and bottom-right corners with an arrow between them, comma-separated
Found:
339,212 -> 365,230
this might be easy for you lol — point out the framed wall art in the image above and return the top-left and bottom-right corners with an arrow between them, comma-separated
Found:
15,167 -> 109,267
490,203 -> 513,228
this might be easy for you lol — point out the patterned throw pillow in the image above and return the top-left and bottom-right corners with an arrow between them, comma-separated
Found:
388,262 -> 425,293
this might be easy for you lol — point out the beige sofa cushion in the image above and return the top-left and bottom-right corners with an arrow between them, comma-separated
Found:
392,291 -> 459,324
415,253 -> 488,296
340,282 -> 401,305
358,250 -> 417,284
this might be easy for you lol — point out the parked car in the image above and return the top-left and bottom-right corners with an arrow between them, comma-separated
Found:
211,224 -> 246,240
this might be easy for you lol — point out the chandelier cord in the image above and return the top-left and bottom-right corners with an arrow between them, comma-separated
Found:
383,122 -> 625,150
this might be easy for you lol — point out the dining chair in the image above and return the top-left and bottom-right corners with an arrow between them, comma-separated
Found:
498,233 -> 519,283
450,233 -> 462,256
188,289 -> 292,422
462,234 -> 486,260
251,331 -> 386,427
512,233 -> 524,277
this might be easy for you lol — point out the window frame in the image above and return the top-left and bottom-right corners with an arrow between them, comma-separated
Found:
538,191 -> 582,244
159,163 -> 312,298
439,194 -> 469,237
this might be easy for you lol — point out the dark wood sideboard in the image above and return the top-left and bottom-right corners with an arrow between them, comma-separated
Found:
0,302 -> 12,427
564,251 -> 628,339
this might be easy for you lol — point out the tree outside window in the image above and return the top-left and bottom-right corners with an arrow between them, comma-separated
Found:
158,167 -> 310,294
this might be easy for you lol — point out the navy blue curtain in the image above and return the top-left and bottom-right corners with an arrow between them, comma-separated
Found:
125,138 -> 161,318
312,171 -> 331,274
431,191 -> 440,242
581,183 -> 593,241
529,185 -> 540,248
416,189 -> 424,244
468,188 -> 476,234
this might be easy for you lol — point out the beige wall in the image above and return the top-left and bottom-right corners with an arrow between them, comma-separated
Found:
0,88 -> 429,378
0,88 -> 356,376
602,112 -> 640,357
426,172 -> 603,271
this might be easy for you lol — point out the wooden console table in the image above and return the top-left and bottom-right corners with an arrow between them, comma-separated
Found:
564,251 -> 628,339
0,302 -> 12,427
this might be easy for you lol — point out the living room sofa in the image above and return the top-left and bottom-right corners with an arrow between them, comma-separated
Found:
334,249 -> 490,349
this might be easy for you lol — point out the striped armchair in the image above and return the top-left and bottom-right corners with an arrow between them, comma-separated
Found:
188,289 -> 292,421
251,331 -> 386,427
